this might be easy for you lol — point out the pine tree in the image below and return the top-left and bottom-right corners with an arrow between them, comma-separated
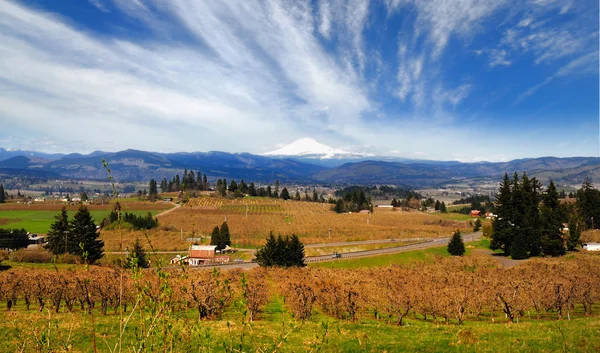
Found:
473,218 -> 482,232
249,183 -> 257,196
280,187 -> 290,200
287,234 -> 305,267
334,199 -> 344,213
70,206 -> 103,263
567,217 -> 581,251
491,173 -> 515,254
148,179 -> 158,202
255,232 -> 277,267
510,230 -> 529,259
391,198 -> 398,207
46,207 -> 70,254
540,180 -> 565,256
576,178 -> 600,229
447,230 -> 465,256
0,184 -> 5,203
313,190 -> 319,203
210,226 -> 221,249
295,190 -> 301,201
434,200 -> 440,211
440,201 -> 447,213
126,238 -> 149,268
274,180 -> 280,199
219,222 -> 231,250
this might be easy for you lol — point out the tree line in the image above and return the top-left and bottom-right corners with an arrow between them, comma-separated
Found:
255,232 -> 305,267
101,203 -> 159,230
490,173 -> 594,259
333,188 -> 372,213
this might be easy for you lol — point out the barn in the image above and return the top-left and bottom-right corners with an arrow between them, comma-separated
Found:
188,245 -> 230,266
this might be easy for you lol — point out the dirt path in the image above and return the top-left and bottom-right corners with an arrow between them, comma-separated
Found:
472,249 -> 528,268
155,203 -> 180,217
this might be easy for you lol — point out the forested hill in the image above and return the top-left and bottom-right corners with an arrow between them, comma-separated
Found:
0,147 -> 598,186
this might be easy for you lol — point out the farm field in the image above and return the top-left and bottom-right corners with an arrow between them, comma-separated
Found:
0,201 -> 172,234
1,254 -> 599,352
108,196 -> 473,251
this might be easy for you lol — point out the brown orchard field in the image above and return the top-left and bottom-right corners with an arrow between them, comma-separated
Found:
100,196 -> 471,251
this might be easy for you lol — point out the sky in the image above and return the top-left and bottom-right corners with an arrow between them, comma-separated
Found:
0,0 -> 598,162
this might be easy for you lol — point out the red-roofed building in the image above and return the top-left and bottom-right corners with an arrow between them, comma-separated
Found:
470,210 -> 481,218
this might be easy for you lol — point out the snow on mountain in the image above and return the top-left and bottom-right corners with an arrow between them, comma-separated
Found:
263,138 -> 372,159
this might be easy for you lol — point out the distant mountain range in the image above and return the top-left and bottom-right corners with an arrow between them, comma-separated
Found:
0,145 -> 598,187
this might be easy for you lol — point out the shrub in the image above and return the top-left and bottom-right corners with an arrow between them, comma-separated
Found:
55,253 -> 80,264
8,248 -> 53,263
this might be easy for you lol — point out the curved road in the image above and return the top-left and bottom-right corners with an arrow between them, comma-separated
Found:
179,231 -> 482,270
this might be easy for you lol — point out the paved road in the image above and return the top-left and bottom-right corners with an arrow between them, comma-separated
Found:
175,231 -> 483,270
107,237 -> 440,255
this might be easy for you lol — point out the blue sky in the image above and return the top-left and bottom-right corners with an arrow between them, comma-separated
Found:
0,0 -> 598,161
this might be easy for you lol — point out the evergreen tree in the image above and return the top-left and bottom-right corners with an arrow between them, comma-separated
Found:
334,199 -> 344,213
274,180 -> 280,199
46,207 -> 70,255
255,233 -> 305,267
0,228 -> 29,250
473,218 -> 482,232
447,230 -> 465,256
70,206 -> 103,263
312,190 -> 319,203
491,173 -> 514,254
203,174 -> 208,190
267,186 -> 272,198
126,238 -> 149,268
576,178 -> 600,229
295,190 -> 301,201
80,191 -> 88,202
280,187 -> 290,200
510,230 -> 529,259
540,180 -> 566,256
567,217 -> 581,251
440,201 -> 447,213
286,234 -> 305,267
434,200 -> 441,211
248,183 -> 257,196
196,172 -> 203,190
219,222 -> 231,250
255,232 -> 277,267
391,198 -> 398,207
0,184 -> 5,203
148,179 -> 158,201
210,226 -> 221,248
229,180 -> 238,193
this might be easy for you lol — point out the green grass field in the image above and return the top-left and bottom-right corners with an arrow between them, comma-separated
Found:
310,239 -> 491,268
0,210 -> 161,234
2,296 -> 598,352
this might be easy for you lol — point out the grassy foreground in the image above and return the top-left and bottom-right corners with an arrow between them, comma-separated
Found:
1,299 -> 598,352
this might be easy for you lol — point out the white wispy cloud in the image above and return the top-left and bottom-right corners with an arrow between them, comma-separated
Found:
515,51 -> 599,104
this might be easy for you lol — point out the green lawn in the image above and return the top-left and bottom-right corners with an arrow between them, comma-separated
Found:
311,245 -> 451,268
311,239 -> 491,269
0,210 -> 160,234
1,297 -> 598,352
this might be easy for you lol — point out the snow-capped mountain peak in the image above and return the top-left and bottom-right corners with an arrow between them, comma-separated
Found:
263,138 -> 371,159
